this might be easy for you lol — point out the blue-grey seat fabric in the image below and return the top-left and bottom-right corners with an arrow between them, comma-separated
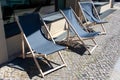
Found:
18,13 -> 65,55
61,8 -> 100,38
79,2 -> 107,24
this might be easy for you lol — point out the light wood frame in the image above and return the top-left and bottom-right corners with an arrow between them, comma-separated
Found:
60,8 -> 98,55
15,13 -> 67,78
78,1 -> 106,35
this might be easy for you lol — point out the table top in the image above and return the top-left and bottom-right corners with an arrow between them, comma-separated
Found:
94,2 -> 108,6
43,12 -> 63,23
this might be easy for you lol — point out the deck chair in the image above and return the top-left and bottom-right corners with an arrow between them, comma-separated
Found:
15,12 -> 67,77
60,8 -> 100,55
78,1 -> 107,34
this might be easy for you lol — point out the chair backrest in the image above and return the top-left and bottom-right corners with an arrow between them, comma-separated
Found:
17,13 -> 50,49
61,8 -> 91,37
78,2 -> 100,22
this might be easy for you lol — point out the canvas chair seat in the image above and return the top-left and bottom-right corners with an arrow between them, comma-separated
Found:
15,12 -> 67,77
61,8 -> 99,38
60,8 -> 99,55
78,1 -> 107,34
80,2 -> 107,24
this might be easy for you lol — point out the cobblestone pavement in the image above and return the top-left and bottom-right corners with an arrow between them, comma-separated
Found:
0,3 -> 120,80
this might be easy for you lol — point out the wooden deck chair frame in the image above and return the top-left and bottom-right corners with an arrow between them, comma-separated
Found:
60,8 -> 98,55
78,0 -> 106,35
15,13 -> 67,78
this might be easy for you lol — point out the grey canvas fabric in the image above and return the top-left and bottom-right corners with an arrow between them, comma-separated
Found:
61,8 -> 100,38
79,2 -> 107,24
18,13 -> 66,54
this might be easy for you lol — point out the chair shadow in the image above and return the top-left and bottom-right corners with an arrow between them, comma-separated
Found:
100,9 -> 116,19
56,41 -> 87,55
6,57 -> 58,79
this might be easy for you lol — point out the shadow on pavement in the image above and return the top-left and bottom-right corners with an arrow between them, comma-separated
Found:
56,41 -> 86,55
6,57 -> 59,79
100,9 -> 116,19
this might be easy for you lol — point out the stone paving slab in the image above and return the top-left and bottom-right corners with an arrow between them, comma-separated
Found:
0,3 -> 120,80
